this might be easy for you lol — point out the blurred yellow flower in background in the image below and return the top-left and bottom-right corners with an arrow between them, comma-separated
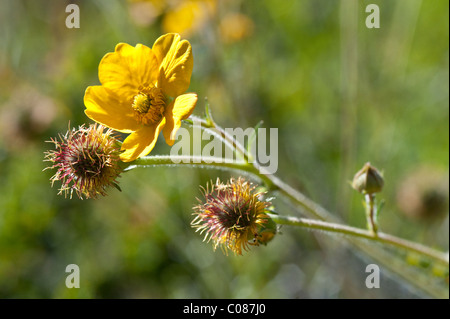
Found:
219,12 -> 254,43
128,0 -> 215,37
127,0 -> 253,42
162,0 -> 215,37
84,33 -> 197,162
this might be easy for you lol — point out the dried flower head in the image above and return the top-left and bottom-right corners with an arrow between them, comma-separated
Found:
44,123 -> 122,199
192,177 -> 275,255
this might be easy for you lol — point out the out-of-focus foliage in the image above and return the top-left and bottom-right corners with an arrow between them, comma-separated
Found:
0,0 -> 448,298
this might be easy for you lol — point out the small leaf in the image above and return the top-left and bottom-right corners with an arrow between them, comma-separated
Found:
204,97 -> 214,126
112,182 -> 122,192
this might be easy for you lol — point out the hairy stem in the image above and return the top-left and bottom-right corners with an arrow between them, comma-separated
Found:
124,154 -> 448,267
123,154 -> 275,190
124,119 -> 448,297
365,193 -> 378,235
267,213 -> 448,265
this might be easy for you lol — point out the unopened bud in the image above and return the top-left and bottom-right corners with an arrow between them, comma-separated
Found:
352,162 -> 384,194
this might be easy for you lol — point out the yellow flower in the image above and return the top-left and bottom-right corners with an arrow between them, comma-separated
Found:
84,33 -> 197,162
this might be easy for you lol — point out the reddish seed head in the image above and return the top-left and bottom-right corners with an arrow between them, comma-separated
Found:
44,123 -> 122,199
192,177 -> 273,255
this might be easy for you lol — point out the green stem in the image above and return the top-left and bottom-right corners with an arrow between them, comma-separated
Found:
365,193 -> 378,235
261,173 -> 334,221
187,116 -> 332,220
186,115 -> 251,163
184,116 -> 243,161
124,155 -> 250,173
267,213 -> 448,265
123,118 -> 448,297
124,154 -> 448,267
189,115 -> 334,221
124,154 -> 276,190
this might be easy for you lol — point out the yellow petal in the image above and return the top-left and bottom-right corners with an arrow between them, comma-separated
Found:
163,93 -> 197,146
84,85 -> 140,133
120,117 -> 166,162
99,43 -> 159,97
152,33 -> 193,97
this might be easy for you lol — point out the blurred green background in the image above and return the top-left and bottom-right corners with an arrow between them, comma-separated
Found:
0,0 -> 448,298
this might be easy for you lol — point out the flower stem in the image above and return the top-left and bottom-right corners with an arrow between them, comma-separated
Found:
186,115 -> 251,163
266,213 -> 448,265
124,154 -> 276,190
365,193 -> 378,235
124,155 -> 251,173
124,118 -> 448,297
124,154 -> 448,265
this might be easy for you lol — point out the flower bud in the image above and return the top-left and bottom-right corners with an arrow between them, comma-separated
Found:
254,217 -> 277,246
352,162 -> 384,194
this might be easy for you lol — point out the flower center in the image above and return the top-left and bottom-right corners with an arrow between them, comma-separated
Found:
71,149 -> 104,178
132,87 -> 166,125
132,94 -> 151,113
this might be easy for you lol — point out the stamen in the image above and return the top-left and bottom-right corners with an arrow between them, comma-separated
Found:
132,93 -> 151,114
131,87 -> 166,125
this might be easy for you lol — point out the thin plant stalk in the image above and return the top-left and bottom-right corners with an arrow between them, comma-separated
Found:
124,154 -> 448,267
122,118 -> 448,298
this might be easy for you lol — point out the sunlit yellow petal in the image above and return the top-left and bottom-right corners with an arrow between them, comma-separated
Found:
84,85 -> 140,133
120,117 -> 166,162
99,43 -> 159,96
163,93 -> 197,145
152,33 -> 193,97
